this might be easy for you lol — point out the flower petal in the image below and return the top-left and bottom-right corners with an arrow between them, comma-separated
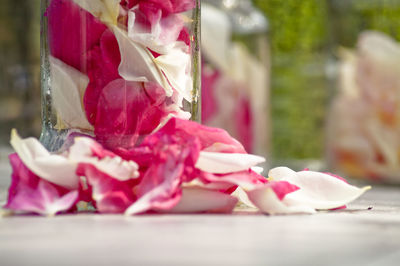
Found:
47,0 -> 107,72
10,130 -> 79,190
167,187 -> 238,213
4,154 -> 78,216
72,0 -> 120,25
246,183 -> 316,215
113,26 -> 173,96
49,56 -> 93,130
269,167 -> 371,210
195,151 -> 265,174
76,163 -> 137,213
154,47 -> 193,102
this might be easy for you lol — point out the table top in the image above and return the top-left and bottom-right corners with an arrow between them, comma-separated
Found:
1,162 -> 400,266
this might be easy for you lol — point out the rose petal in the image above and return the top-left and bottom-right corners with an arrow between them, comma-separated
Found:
47,0 -> 107,72
128,10 -> 186,54
49,56 -> 93,130
76,163 -> 137,213
246,183 -> 316,215
69,137 -> 139,181
154,47 -> 193,102
269,167 -> 371,210
195,151 -> 265,174
4,154 -> 78,216
72,0 -> 120,25
10,130 -> 79,190
94,79 -> 168,149
166,187 -> 238,213
113,26 -> 173,96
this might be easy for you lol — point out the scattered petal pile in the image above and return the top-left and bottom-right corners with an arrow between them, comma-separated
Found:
4,118 -> 370,216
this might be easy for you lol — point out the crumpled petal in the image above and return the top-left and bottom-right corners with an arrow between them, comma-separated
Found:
10,130 -> 139,190
195,151 -> 265,174
10,130 -> 79,190
76,163 -> 137,213
267,167 -> 371,211
126,0 -> 196,18
69,137 -> 140,181
154,47 -> 193,102
166,187 -> 238,213
127,9 -> 186,54
49,56 -> 93,130
72,0 -> 120,25
113,26 -> 173,96
4,154 -> 78,216
124,129 -> 201,215
155,117 -> 246,153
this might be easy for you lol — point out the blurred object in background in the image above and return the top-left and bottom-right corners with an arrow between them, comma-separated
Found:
253,0 -> 330,168
327,0 -> 400,183
201,0 -> 270,159
0,0 -> 41,145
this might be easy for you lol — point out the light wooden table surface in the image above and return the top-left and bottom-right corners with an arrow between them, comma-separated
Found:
1,162 -> 400,266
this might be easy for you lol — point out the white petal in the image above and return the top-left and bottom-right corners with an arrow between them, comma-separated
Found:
154,48 -> 193,102
10,130 -> 79,189
113,26 -> 173,96
284,170 -> 371,210
73,0 -> 120,25
127,10 -> 185,54
49,56 -> 93,131
268,167 -> 371,210
166,187 -> 238,213
246,186 -> 316,215
195,151 -> 266,174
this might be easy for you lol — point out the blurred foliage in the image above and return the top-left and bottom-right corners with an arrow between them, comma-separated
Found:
328,0 -> 400,47
253,0 -> 330,160
0,0 -> 41,144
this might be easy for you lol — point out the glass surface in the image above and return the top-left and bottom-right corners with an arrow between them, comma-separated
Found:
40,0 -> 200,151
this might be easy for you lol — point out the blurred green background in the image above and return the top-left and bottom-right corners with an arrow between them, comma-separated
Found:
1,0 -> 400,165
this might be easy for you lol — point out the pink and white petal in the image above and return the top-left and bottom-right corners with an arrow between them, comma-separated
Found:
195,151 -> 265,174
246,185 -> 316,215
5,154 -> 78,216
200,170 -> 267,191
283,171 -> 371,210
269,167 -> 371,210
76,163 -> 136,213
113,26 -> 173,96
10,130 -> 79,189
166,187 -> 238,214
69,137 -> 139,181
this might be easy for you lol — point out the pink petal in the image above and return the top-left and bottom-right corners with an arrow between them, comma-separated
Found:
125,133 -> 200,215
76,163 -> 137,213
4,154 -> 78,215
201,65 -> 220,123
155,117 -> 246,153
94,79 -> 168,149
166,187 -> 238,213
84,29 -> 121,124
47,0 -> 107,72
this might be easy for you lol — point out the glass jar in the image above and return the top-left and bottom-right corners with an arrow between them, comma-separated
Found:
201,0 -> 270,158
326,0 -> 400,183
40,0 -> 200,151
